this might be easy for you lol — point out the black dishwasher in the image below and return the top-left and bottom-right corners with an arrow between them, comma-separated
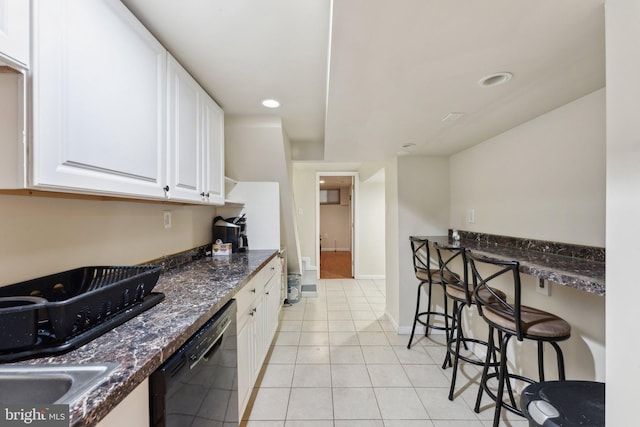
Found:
150,300 -> 238,427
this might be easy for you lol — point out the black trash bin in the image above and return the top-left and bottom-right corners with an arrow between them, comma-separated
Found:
520,380 -> 605,427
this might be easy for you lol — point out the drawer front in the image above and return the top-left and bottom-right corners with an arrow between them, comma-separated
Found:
235,257 -> 277,316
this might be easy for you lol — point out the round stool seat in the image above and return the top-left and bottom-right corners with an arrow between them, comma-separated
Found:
445,284 -> 505,303
483,305 -> 571,339
520,380 -> 604,427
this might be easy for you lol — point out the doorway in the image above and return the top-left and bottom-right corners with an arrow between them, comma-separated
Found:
317,173 -> 357,279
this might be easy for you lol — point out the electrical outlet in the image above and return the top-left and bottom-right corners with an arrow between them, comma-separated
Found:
537,278 -> 551,296
468,209 -> 476,224
163,211 -> 172,229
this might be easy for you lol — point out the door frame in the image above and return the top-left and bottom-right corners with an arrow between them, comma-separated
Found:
316,172 -> 359,279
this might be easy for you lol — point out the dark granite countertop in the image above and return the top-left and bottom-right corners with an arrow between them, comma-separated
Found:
413,235 -> 605,296
17,249 -> 278,427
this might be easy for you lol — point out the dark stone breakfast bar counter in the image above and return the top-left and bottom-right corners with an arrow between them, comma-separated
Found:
413,233 -> 605,296
15,249 -> 279,427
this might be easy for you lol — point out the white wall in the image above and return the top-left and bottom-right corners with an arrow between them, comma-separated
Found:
605,0 -> 640,424
358,170 -> 385,278
0,194 -> 216,286
292,166 -> 318,268
391,156 -> 450,331
450,88 -> 605,246
449,89 -> 606,383
384,158 -> 400,326
225,116 -> 301,272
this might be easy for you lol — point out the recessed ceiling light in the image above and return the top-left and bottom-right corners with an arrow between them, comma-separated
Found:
319,180 -> 325,184
478,72 -> 513,87
261,99 -> 280,108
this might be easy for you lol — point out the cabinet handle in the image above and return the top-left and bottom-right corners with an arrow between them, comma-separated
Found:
249,309 -> 254,316
200,192 -> 210,197
266,291 -> 270,295
250,288 -> 256,293
163,185 -> 170,192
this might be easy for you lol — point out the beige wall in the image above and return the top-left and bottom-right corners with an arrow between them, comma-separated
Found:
450,88 -> 605,246
292,164 -> 386,278
357,171 -> 385,278
225,116 -> 301,272
605,0 -> 640,423
320,184 -> 352,252
0,194 -> 216,287
391,156 -> 450,331
449,89 -> 606,383
292,166 -> 319,268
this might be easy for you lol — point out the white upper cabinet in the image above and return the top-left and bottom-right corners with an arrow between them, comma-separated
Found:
166,55 -> 225,204
201,95 -> 225,205
0,0 -> 29,67
31,0 -> 167,198
166,55 -> 202,202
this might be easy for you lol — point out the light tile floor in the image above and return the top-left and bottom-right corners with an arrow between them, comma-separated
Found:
242,279 -> 528,427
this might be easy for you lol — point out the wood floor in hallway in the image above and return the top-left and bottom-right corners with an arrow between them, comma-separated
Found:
320,251 -> 352,279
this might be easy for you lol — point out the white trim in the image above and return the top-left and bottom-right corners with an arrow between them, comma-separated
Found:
355,274 -> 385,280
397,325 -> 446,335
321,247 -> 351,252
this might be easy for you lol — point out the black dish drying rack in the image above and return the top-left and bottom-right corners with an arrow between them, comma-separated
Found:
0,265 -> 164,362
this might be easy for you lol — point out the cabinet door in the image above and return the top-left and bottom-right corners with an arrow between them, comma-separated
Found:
166,55 -> 202,202
31,0 -> 167,198
201,94 -> 224,205
236,317 -> 253,418
0,0 -> 29,67
264,272 -> 281,355
253,296 -> 265,378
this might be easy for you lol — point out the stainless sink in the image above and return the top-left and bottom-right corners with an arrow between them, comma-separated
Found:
0,363 -> 119,404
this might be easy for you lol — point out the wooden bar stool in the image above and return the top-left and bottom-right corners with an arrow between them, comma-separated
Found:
467,252 -> 571,427
407,237 -> 455,349
433,243 -> 504,400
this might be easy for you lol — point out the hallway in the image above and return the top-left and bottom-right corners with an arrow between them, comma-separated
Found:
242,278 -> 528,426
320,251 -> 352,279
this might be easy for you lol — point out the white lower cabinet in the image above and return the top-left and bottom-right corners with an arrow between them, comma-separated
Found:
96,379 -> 149,427
237,257 -> 281,418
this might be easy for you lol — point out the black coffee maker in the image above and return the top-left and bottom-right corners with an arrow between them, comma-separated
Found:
212,215 -> 248,253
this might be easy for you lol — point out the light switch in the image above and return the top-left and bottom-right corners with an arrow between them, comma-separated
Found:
468,209 -> 476,224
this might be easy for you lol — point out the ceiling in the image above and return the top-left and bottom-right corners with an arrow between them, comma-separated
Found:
121,0 -> 605,162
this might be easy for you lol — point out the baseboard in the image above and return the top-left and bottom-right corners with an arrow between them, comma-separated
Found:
355,275 -> 384,280
397,325 -> 446,335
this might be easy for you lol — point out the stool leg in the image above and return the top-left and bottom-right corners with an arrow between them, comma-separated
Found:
442,286 -> 450,339
550,342 -> 566,380
492,333 -> 513,427
442,299 -> 457,369
448,301 -> 466,400
475,325 -> 495,413
407,282 -> 424,349
538,341 -> 545,382
425,281 -> 434,337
